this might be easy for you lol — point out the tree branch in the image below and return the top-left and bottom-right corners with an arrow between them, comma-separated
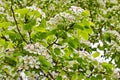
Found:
39,67 -> 55,80
26,0 -> 34,6
47,36 -> 60,48
1,34 -> 9,41
10,6 -> 28,44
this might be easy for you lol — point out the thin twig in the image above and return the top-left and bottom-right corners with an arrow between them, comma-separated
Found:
11,6 -> 28,44
39,67 -> 55,80
47,36 -> 60,48
1,34 -> 9,41
26,0 -> 34,6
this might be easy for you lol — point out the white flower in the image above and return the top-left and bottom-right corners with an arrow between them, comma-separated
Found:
34,42 -> 40,48
36,18 -> 42,26
104,30 -> 120,41
18,64 -> 29,71
112,69 -> 119,78
23,55 -> 31,64
22,55 -> 40,69
69,6 -> 84,15
8,26 -> 15,30
47,12 -> 75,29
51,71 -> 59,77
30,60 -> 40,69
0,7 -> 4,12
27,71 -> 39,80
27,5 -> 46,18
29,44 -> 35,51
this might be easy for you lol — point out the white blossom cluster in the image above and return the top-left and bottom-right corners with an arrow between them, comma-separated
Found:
26,5 -> 46,27
69,6 -> 84,15
6,14 -> 14,22
112,68 -> 120,78
104,30 -> 120,41
47,12 -> 75,28
97,0 -> 106,7
26,5 -> 46,18
109,40 -> 120,53
27,71 -> 39,80
24,43 -> 46,55
80,39 -> 91,46
47,6 -> 85,29
24,43 -> 53,62
0,7 -> 4,12
18,55 -> 40,70
2,65 -> 17,77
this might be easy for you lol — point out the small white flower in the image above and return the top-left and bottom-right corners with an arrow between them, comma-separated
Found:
27,5 -> 46,18
29,44 -> 35,51
18,64 -> 29,71
27,71 -> 39,80
0,7 -> 4,12
69,6 -> 84,15
8,26 -> 15,30
34,42 -> 40,48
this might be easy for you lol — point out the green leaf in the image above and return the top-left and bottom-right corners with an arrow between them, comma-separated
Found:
39,19 -> 46,28
32,32 -> 48,40
16,8 -> 29,17
54,48 -> 61,55
63,47 -> 72,59
77,58 -> 83,64
73,64 -> 78,70
73,23 -> 84,30
39,56 -> 52,68
56,76 -> 62,80
4,57 -> 17,67
57,24 -> 64,30
102,62 -> 114,73
7,31 -> 21,41
0,22 -> 11,29
28,10 -> 41,18
82,10 -> 90,17
92,52 -> 100,58
0,39 -> 5,46
71,73 -> 78,80
81,31 -> 89,40
23,19 -> 36,30
86,70 -> 91,74
68,37 -> 79,48
102,62 -> 114,69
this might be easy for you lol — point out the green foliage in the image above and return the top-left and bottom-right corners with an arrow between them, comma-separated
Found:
0,0 -> 120,80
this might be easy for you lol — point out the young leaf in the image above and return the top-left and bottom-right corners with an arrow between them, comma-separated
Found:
54,48 -> 61,55
92,52 -> 100,58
